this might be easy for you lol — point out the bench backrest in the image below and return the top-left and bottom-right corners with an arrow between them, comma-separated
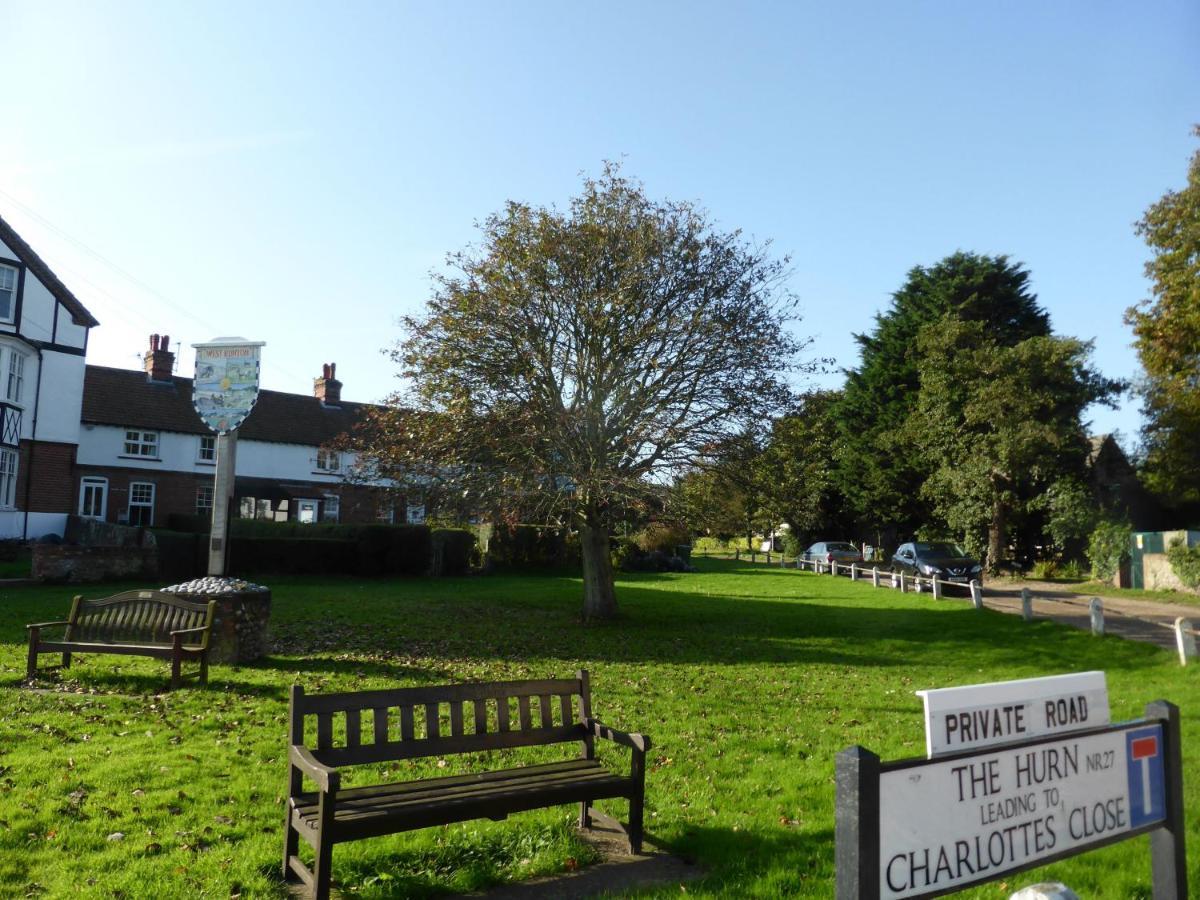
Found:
290,671 -> 595,768
65,590 -> 214,646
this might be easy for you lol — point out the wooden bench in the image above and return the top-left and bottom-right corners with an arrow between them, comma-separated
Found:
283,669 -> 650,900
26,590 -> 216,689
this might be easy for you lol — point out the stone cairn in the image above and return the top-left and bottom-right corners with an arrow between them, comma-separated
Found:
160,577 -> 271,664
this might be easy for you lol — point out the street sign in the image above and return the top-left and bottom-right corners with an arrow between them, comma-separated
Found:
878,723 -> 1164,898
918,672 -> 1110,758
192,337 -> 265,434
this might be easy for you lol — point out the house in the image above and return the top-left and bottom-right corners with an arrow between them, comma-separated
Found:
0,215 -> 98,540
0,213 -> 408,538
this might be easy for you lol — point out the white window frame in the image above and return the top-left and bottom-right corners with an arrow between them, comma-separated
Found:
316,448 -> 341,472
78,476 -> 108,519
376,504 -> 395,524
0,264 -> 16,324
6,350 -> 25,404
128,481 -> 155,526
197,435 -> 216,463
406,502 -> 426,525
196,484 -> 214,516
322,494 -> 340,523
296,498 -> 318,524
123,429 -> 159,459
0,447 -> 17,508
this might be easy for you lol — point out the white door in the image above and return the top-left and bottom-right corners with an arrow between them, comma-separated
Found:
297,499 -> 318,524
79,477 -> 108,519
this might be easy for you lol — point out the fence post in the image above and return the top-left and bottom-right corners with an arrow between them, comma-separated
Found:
969,579 -> 983,609
1174,618 -> 1196,666
931,575 -> 942,600
871,567 -> 880,588
832,560 -> 838,577
1021,588 -> 1033,622
850,563 -> 858,581
1089,598 -> 1104,636
898,572 -> 907,592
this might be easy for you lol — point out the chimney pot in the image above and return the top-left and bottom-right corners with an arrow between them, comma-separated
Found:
144,333 -> 175,383
314,362 -> 342,405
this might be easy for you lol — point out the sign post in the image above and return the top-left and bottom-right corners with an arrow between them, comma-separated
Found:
191,337 -> 264,576
836,693 -> 1187,899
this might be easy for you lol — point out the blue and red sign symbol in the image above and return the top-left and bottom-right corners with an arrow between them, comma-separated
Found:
1126,725 -> 1166,828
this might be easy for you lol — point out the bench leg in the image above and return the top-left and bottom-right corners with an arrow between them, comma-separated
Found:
199,654 -> 209,685
62,651 -> 72,669
628,794 -> 644,854
312,793 -> 335,900
579,800 -> 591,829
281,809 -> 299,881
170,653 -> 182,690
26,633 -> 39,680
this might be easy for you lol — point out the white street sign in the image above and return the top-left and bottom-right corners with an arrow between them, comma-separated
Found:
918,672 -> 1109,759
879,723 -> 1166,899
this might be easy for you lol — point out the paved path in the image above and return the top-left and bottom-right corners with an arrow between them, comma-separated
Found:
978,580 -> 1196,653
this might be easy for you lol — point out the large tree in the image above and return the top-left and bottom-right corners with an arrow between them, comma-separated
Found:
906,316 -> 1121,571
354,165 -> 809,619
1126,126 -> 1200,503
835,252 -> 1052,542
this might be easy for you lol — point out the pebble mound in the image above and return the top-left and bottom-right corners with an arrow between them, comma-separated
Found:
162,576 -> 269,595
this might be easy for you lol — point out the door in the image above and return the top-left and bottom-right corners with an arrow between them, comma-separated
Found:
79,477 -> 108,520
297,499 -> 318,524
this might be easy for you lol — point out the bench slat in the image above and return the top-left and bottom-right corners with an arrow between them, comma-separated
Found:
539,695 -> 553,728
295,678 -> 582,715
373,708 -> 389,744
450,701 -> 463,737
345,709 -> 361,749
497,697 -> 510,733
317,713 -> 333,750
559,694 -> 572,726
400,706 -> 414,741
425,703 -> 440,740
473,699 -> 487,735
310,724 -> 587,767
518,695 -> 532,731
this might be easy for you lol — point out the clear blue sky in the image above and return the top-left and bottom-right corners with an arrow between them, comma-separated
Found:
2,1 -> 1196,443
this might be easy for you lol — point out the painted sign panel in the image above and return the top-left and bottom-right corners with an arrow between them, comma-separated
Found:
192,338 -> 265,434
918,672 -> 1110,758
878,723 -> 1165,899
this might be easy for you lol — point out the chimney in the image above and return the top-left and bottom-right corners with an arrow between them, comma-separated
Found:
144,333 -> 175,383
314,362 -> 342,405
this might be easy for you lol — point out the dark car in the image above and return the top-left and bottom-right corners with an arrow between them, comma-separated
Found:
801,541 -> 863,565
891,541 -> 982,583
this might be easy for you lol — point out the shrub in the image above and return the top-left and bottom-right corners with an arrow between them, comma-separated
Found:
230,537 -> 359,576
1167,538 -> 1200,590
166,513 -> 210,534
631,523 -> 691,555
1087,521 -> 1131,582
1031,559 -> 1059,580
487,525 -> 579,570
432,528 -> 476,575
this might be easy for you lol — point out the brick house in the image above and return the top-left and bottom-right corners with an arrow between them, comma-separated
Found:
0,214 -> 98,539
0,214 -> 406,537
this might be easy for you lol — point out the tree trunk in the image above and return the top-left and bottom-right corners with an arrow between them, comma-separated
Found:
987,496 -> 1007,575
580,518 -> 618,621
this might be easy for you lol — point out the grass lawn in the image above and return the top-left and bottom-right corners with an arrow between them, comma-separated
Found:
1,558 -> 1198,898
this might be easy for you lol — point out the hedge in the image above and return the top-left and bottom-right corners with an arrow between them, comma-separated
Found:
487,525 -> 580,571
432,528 -> 476,575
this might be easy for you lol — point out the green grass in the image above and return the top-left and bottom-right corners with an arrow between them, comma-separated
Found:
2,560 -> 1199,897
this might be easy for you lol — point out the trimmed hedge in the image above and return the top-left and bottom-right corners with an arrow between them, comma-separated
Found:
432,528 -> 476,576
487,525 -> 580,571
230,537 -> 358,576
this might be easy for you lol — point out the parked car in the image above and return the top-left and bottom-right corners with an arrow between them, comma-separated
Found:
801,541 -> 864,565
891,541 -> 982,583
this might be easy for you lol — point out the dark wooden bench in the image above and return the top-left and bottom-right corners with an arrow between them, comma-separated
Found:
26,590 -> 216,689
283,669 -> 650,900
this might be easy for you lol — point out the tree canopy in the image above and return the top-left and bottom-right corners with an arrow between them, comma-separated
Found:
1126,126 -> 1200,503
353,165 -> 811,619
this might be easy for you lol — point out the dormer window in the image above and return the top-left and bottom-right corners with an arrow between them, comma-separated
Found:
316,448 -> 340,472
0,265 -> 15,323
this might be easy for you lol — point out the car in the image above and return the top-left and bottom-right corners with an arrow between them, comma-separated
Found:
801,541 -> 864,565
891,541 -> 982,583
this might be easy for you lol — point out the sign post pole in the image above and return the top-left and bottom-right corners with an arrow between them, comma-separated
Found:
208,431 -> 238,576
1147,700 -> 1187,898
836,745 -> 881,900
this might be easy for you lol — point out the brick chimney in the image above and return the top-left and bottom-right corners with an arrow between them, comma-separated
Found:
144,333 -> 174,383
314,362 -> 342,405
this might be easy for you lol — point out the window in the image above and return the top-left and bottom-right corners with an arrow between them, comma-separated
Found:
128,482 -> 155,526
0,448 -> 16,507
123,430 -> 159,458
196,484 -> 214,515
0,265 -> 15,322
322,495 -> 340,523
316,448 -> 340,472
6,351 -> 24,403
79,477 -> 107,519
406,502 -> 426,525
376,504 -> 395,524
198,435 -> 216,463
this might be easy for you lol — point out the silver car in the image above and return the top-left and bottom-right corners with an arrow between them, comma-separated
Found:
801,541 -> 863,565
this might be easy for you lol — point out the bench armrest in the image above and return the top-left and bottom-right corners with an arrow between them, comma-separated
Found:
586,718 -> 651,753
26,620 -> 71,630
169,625 -> 208,637
289,744 -> 340,793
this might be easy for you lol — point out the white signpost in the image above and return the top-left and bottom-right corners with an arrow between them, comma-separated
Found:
192,337 -> 265,576
918,672 -> 1111,758
836,681 -> 1187,900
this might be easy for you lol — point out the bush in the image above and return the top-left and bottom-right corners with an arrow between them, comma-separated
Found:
166,513 -> 210,534
1031,559 -> 1059,580
1167,538 -> 1200,590
632,523 -> 691,555
487,525 -> 579,570
230,537 -> 358,576
1088,521 -> 1131,582
432,528 -> 476,575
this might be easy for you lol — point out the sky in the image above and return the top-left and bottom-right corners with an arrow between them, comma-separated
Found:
1,1 -> 1196,444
